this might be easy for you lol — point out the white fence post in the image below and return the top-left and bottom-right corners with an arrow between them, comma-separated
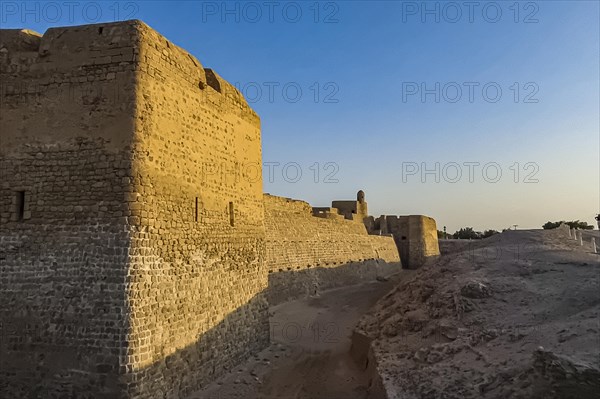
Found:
579,231 -> 584,246
592,238 -> 597,254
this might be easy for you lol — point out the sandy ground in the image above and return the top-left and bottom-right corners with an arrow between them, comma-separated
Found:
357,228 -> 600,398
192,276 -> 402,399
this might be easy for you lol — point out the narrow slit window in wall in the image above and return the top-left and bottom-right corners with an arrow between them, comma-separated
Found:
16,191 -> 25,221
195,197 -> 199,222
229,201 -> 234,227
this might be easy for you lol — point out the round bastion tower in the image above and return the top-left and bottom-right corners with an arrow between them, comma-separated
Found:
357,190 -> 368,221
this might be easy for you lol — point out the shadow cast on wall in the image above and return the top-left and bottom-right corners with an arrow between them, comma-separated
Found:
267,259 -> 400,306
124,259 -> 401,399
1,259 -> 401,398
0,229 -> 132,399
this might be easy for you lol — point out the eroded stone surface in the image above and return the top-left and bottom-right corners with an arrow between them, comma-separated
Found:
0,20 -> 437,398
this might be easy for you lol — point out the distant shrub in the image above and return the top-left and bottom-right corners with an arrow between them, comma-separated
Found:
450,228 -> 500,239
452,227 -> 480,240
542,221 -> 562,230
565,220 -> 593,230
482,229 -> 499,238
543,220 -> 593,230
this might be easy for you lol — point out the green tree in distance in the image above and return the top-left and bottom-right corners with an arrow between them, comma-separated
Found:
543,220 -> 593,230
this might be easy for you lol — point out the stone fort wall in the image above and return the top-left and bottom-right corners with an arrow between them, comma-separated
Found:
366,215 -> 440,269
0,20 -> 269,399
264,194 -> 401,304
0,20 -> 403,399
0,22 -> 139,398
124,21 -> 268,399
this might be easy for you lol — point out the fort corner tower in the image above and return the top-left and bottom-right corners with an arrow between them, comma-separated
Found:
0,19 -> 432,399
0,20 -> 268,398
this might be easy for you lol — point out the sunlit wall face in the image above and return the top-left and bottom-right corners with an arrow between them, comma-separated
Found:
4,0 -> 598,232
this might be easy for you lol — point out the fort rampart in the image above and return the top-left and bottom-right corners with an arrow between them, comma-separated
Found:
264,194 -> 400,303
0,20 -> 433,398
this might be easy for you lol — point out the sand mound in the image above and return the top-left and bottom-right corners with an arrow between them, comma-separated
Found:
356,228 -> 599,398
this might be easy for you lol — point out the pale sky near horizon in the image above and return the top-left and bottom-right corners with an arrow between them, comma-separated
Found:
2,1 -> 598,233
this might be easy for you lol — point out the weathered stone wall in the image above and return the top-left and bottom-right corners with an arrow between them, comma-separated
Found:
2,19 -> 408,399
0,23 -> 139,398
382,215 -> 440,269
1,20 -> 268,399
331,199 -> 368,222
124,22 -> 268,398
264,195 -> 401,303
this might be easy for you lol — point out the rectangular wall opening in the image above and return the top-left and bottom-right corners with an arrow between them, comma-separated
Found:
228,201 -> 234,227
16,191 -> 25,221
195,197 -> 199,222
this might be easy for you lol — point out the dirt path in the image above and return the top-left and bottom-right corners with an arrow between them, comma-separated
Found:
192,276 -> 402,399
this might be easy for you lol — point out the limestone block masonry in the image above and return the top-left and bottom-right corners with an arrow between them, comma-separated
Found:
365,215 -> 441,269
1,22 -> 139,399
0,19 -> 267,399
264,194 -> 400,304
0,20 -> 406,398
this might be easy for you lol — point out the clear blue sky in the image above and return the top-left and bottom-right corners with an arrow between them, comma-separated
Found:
3,1 -> 598,232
